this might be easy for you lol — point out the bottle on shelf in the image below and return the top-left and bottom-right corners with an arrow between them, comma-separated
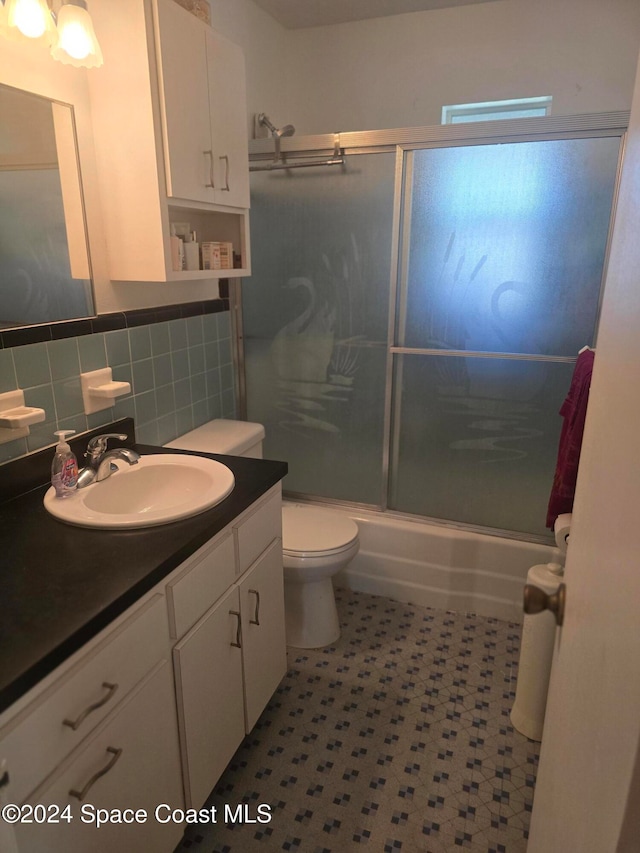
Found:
184,231 -> 200,271
170,224 -> 184,272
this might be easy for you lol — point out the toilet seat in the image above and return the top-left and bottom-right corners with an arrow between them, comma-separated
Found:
282,505 -> 359,559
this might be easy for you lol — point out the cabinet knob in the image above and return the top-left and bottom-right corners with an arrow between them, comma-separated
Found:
523,582 -> 566,627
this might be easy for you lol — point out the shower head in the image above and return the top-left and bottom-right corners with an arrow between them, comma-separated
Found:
277,124 -> 295,138
257,113 -> 296,139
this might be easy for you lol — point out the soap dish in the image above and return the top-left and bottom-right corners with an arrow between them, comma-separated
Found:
0,406 -> 46,429
81,368 -> 131,415
0,390 -> 46,444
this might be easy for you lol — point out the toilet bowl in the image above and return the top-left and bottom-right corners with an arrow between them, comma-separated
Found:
165,419 -> 360,649
282,504 -> 359,648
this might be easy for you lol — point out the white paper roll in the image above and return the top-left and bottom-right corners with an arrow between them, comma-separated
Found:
554,513 -> 572,554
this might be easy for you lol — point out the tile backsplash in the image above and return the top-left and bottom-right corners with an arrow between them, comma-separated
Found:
0,311 -> 236,464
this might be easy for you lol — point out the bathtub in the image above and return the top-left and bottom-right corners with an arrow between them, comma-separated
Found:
288,503 -> 558,623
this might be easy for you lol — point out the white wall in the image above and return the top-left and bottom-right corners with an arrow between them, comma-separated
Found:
205,0 -> 292,138
282,0 -> 640,134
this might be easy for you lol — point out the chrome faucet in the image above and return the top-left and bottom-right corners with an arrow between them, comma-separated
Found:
77,433 -> 140,489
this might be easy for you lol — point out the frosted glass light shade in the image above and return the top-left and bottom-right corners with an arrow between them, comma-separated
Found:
51,1 -> 103,68
4,0 -> 56,44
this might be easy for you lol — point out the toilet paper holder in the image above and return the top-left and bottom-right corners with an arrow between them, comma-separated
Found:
523,582 -> 566,627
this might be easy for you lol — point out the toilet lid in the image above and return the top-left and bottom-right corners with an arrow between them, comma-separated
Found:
282,505 -> 359,557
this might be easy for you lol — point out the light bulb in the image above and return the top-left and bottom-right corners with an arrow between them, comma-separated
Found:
58,19 -> 91,59
4,0 -> 55,42
51,1 -> 103,68
14,0 -> 47,37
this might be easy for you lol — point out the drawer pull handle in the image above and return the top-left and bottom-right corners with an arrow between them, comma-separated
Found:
220,155 -> 230,191
204,149 -> 215,188
230,610 -> 242,648
69,747 -> 122,801
249,589 -> 260,625
63,682 -> 118,731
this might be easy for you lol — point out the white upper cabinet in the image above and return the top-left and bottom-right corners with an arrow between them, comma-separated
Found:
206,29 -> 251,208
154,0 -> 250,209
88,0 -> 251,282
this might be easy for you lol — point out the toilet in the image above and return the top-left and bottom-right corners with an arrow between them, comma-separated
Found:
165,419 -> 359,649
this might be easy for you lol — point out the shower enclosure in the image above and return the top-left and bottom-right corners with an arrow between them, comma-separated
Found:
239,114 -> 625,540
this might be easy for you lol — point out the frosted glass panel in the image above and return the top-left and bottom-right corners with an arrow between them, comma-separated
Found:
243,153 -> 395,502
389,354 -> 575,536
401,138 -> 620,355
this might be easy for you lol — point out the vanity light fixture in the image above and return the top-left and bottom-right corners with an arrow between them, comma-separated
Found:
0,0 -> 103,68
3,0 -> 57,44
51,0 -> 102,67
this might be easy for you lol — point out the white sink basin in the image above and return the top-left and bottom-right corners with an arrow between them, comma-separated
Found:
44,454 -> 235,529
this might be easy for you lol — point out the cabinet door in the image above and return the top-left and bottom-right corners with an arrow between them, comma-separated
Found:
14,662 -> 183,853
206,29 -> 251,209
173,587 -> 245,809
239,539 -> 287,732
154,0 -> 214,203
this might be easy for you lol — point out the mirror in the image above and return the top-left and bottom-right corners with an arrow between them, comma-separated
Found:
0,82 -> 95,329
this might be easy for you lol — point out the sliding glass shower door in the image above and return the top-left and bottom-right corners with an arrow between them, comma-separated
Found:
389,137 -> 621,536
242,153 -> 396,503
242,124 -> 622,538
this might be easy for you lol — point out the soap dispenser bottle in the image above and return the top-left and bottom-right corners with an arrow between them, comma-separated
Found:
51,430 -> 78,498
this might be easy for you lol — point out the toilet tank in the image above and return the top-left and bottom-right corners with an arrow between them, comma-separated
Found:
165,419 -> 265,458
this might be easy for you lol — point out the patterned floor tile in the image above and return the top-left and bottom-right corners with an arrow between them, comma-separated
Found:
176,590 -> 534,853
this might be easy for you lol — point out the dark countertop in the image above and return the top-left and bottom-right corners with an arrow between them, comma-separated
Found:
0,443 -> 287,716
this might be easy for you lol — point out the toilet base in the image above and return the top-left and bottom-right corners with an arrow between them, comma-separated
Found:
284,577 -> 340,648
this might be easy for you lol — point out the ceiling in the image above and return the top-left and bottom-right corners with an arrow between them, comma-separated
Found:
251,0 -> 497,29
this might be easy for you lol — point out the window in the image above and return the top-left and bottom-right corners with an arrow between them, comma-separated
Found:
441,96 -> 552,125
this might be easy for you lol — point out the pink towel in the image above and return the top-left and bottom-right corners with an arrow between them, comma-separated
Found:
546,349 -> 595,529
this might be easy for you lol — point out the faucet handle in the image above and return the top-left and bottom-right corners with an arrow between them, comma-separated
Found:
86,433 -> 128,458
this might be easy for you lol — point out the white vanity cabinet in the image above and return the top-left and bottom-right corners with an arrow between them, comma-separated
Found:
154,0 -> 250,209
88,0 -> 251,282
171,486 -> 286,809
0,482 -> 286,851
14,662 -> 184,853
1,595 -> 184,853
0,595 -> 169,808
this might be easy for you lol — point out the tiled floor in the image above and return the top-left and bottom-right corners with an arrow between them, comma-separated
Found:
176,589 -> 538,853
